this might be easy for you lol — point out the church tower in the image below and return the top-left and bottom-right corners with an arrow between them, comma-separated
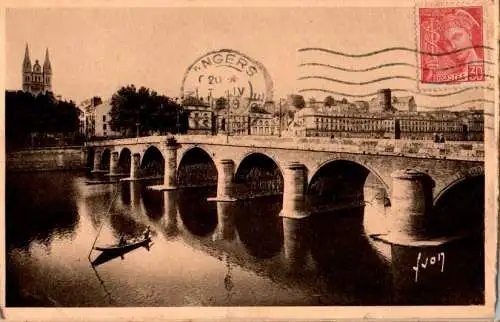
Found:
22,43 -> 32,92
43,48 -> 52,93
22,44 -> 53,95
31,59 -> 43,95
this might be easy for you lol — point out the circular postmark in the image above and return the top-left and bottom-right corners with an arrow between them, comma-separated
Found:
180,49 -> 274,113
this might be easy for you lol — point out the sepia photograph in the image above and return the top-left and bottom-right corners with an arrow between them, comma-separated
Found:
2,0 -> 498,320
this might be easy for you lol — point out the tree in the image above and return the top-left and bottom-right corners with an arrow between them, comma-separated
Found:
5,90 -> 80,149
109,84 -> 184,135
324,95 -> 335,107
287,94 -> 305,109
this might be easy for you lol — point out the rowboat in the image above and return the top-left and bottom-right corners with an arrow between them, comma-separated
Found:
94,236 -> 152,252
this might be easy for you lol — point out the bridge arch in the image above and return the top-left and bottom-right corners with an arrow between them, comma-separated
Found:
117,147 -> 132,175
307,159 -> 390,233
140,145 -> 164,177
433,165 -> 484,205
308,159 -> 389,194
234,152 -> 284,198
177,147 -> 218,188
432,174 -> 484,237
100,148 -> 112,170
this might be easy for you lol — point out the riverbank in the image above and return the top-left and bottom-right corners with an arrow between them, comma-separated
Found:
6,146 -> 86,172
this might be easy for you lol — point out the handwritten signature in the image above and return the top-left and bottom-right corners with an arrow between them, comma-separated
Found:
412,251 -> 445,282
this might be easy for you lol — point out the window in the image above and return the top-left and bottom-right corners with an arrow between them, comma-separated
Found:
103,115 -> 106,122
103,124 -> 107,130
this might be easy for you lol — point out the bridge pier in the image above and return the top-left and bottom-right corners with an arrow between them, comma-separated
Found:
163,138 -> 179,189
130,153 -> 141,179
280,162 -> 309,219
208,159 -> 236,202
91,150 -> 105,173
373,169 -> 468,304
148,137 -> 179,190
388,169 -> 435,242
108,151 -> 119,176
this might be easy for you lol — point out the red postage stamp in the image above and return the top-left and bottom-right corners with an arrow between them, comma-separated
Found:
419,6 -> 484,84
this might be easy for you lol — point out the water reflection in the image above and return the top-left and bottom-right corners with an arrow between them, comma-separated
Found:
235,196 -> 283,259
120,182 -> 131,205
212,202 -> 237,242
108,211 -> 148,240
6,172 -> 80,250
160,190 -> 180,238
129,181 -> 142,214
178,188 -> 218,237
141,187 -> 164,221
282,217 -> 311,273
89,263 -> 115,305
309,207 -> 393,304
6,171 -> 485,306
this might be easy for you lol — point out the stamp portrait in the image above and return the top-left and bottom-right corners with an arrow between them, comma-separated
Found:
419,6 -> 485,84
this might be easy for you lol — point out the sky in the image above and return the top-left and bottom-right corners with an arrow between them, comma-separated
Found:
5,5 -> 495,111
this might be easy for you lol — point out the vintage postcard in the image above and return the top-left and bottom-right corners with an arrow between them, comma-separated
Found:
1,0 -> 498,321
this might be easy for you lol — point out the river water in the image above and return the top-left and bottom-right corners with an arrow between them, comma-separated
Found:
6,171 -> 484,307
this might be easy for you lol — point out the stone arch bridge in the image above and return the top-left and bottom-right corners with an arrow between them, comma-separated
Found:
86,135 -> 484,241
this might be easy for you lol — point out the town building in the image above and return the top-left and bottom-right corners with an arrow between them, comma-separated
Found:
368,89 -> 396,113
286,89 -> 483,141
94,100 -> 121,138
213,111 -> 279,136
78,97 -> 102,138
22,44 -> 52,96
183,95 -> 280,136
77,108 -> 85,137
392,96 -> 417,112
184,104 -> 214,135
180,89 -> 483,142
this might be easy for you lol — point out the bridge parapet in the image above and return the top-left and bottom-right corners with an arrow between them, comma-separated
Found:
176,135 -> 484,162
86,135 -> 484,162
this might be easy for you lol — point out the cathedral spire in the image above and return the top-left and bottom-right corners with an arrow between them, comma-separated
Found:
43,48 -> 52,74
23,43 -> 32,72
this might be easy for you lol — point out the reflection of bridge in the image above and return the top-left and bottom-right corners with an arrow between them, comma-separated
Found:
85,134 -> 484,243
102,184 -> 483,305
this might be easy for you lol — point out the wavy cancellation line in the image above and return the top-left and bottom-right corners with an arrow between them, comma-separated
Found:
417,99 -> 495,110
298,75 -> 494,86
298,87 -> 494,98
298,60 -> 494,73
298,45 -> 494,58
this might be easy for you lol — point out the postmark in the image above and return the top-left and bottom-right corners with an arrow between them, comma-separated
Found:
418,6 -> 485,84
180,49 -> 274,113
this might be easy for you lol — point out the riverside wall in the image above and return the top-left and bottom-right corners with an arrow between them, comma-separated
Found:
6,147 -> 86,172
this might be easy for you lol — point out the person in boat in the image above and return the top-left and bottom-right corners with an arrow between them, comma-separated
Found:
118,235 -> 127,246
143,226 -> 151,240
